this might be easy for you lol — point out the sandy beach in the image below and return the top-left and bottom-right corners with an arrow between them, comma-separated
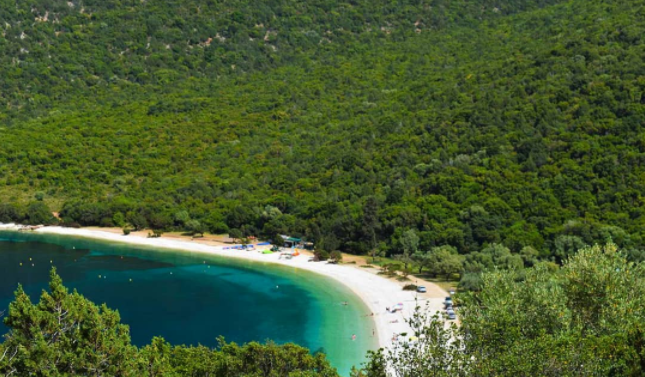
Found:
0,224 -> 447,350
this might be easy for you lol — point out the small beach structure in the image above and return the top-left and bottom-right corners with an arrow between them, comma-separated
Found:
280,235 -> 301,248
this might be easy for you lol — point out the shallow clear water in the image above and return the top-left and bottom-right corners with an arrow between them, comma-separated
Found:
0,231 -> 376,375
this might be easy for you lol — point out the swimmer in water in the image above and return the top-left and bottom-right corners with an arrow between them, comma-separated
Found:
351,334 -> 356,341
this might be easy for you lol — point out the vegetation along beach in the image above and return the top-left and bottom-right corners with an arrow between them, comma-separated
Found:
1,0 -> 644,375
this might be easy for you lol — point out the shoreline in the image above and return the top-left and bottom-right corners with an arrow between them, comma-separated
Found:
0,224 -> 447,350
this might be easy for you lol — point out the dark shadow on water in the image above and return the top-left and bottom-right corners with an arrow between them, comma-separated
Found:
313,347 -> 327,356
80,254 -> 175,271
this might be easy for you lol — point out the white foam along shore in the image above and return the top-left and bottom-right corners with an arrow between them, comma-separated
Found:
0,224 -> 447,350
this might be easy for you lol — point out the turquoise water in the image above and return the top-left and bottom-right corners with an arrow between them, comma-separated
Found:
0,231 -> 376,375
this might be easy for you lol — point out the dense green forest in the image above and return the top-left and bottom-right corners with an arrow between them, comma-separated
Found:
1,0 -> 644,273
2,244 -> 643,376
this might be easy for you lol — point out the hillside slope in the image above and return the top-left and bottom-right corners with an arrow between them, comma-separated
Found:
0,0 -> 644,264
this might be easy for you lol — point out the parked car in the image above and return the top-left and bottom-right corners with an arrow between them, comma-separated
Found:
446,309 -> 457,320
445,304 -> 453,312
416,286 -> 427,293
444,297 -> 453,308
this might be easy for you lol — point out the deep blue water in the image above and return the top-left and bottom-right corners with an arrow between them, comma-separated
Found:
0,231 -> 375,375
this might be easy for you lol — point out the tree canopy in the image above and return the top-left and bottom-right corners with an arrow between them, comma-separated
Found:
359,243 -> 645,376
0,0 -> 643,266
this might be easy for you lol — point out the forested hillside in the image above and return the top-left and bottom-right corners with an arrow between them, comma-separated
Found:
1,0 -> 644,266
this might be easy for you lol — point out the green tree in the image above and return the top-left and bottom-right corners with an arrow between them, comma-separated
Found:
25,201 -> 55,225
371,242 -> 387,263
424,245 -> 465,279
363,243 -> 645,376
362,197 -> 380,254
229,228 -> 243,243
126,211 -> 148,231
271,232 -> 284,248
186,219 -> 206,237
361,303 -> 469,377
397,229 -> 419,270
174,210 -> 191,226
554,235 -> 586,263
0,269 -> 137,375
460,243 -> 645,376
204,211 -> 229,234
519,245 -> 539,267
112,212 -> 126,227
0,203 -> 22,223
